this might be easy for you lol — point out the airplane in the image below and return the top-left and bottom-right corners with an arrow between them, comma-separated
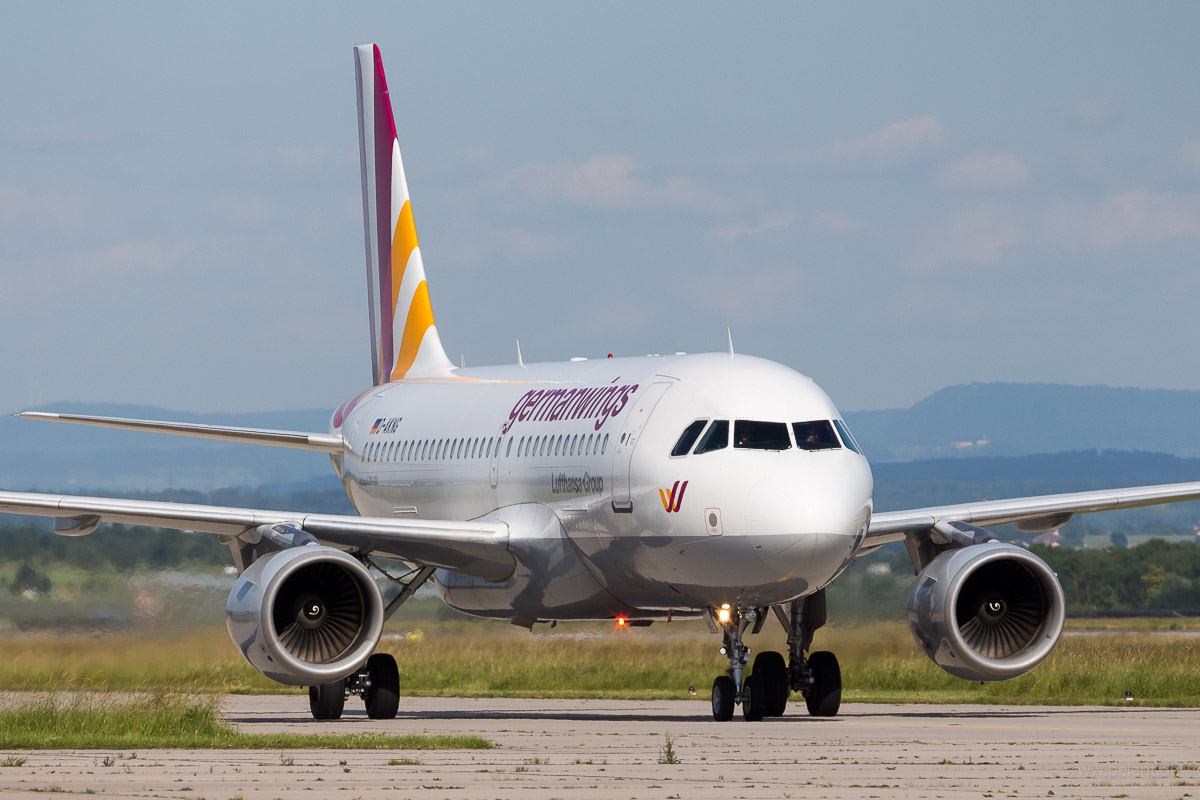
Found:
3,44 -> 1200,723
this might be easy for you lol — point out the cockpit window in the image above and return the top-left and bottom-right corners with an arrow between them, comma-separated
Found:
734,420 -> 791,451
833,419 -> 863,455
693,420 -> 729,454
671,419 -> 708,457
793,420 -> 840,451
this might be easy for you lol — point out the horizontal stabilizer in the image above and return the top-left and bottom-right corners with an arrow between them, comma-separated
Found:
17,412 -> 343,454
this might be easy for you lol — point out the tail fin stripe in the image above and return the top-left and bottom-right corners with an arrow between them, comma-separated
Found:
391,281 -> 437,380
390,199 -> 420,318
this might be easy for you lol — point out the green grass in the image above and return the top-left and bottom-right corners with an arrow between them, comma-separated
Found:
2,620 -> 1198,707
0,693 -> 493,750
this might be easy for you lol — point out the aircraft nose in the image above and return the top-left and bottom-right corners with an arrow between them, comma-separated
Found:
745,463 -> 871,582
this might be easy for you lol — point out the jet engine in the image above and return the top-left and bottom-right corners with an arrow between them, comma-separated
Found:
226,545 -> 384,686
906,541 -> 1065,682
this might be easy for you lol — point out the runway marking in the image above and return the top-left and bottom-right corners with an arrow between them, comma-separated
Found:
810,720 -> 1138,733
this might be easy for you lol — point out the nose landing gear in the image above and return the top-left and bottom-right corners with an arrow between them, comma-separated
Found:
707,605 -> 767,721
706,590 -> 841,722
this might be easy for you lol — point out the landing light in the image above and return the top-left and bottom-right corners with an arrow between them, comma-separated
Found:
717,604 -> 731,624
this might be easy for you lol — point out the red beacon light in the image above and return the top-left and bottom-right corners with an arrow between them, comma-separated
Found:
616,615 -> 627,628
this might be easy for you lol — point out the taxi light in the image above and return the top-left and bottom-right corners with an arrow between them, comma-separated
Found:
716,605 -> 731,624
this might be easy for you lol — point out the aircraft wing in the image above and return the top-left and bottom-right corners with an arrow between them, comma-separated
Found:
0,490 -> 513,581
15,412 -> 344,454
860,480 -> 1200,555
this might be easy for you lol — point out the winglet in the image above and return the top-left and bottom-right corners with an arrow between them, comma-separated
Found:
354,44 -> 455,385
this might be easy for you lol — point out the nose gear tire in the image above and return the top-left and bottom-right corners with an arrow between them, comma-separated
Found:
742,672 -> 766,721
711,675 -> 735,721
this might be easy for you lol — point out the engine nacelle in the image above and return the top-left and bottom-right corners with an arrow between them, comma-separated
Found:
226,545 -> 384,686
906,541 -> 1065,682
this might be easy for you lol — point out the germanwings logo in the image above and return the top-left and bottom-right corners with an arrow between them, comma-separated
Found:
659,480 -> 688,513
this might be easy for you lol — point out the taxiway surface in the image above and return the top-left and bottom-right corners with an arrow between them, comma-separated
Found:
2,696 -> 1197,799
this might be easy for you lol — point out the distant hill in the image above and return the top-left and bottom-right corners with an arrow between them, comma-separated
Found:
845,382 -> 1200,462
5,383 -> 1200,491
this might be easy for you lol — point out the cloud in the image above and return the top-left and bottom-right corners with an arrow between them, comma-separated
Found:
813,212 -> 864,232
912,206 -> 1024,269
436,227 -> 563,268
828,118 -> 946,168
936,152 -> 1030,190
249,145 -> 333,169
711,212 -> 794,242
210,193 -> 277,227
0,184 -> 93,233
1182,140 -> 1200,173
499,154 -> 725,212
1044,190 -> 1200,247
691,264 -> 803,323
1060,101 -> 1120,127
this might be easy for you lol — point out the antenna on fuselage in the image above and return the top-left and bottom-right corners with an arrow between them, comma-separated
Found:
460,354 -> 466,369
727,328 -> 735,357
516,340 -> 525,367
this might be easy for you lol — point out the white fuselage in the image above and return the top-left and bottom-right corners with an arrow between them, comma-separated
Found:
331,352 -> 874,623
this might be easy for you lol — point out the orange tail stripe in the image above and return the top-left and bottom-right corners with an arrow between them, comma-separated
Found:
390,199 -> 419,316
391,280 -> 436,380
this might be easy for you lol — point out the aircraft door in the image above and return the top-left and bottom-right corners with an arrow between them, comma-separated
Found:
489,426 -> 503,488
610,381 -> 672,510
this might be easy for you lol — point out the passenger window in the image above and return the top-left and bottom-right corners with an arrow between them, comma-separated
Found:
734,420 -> 790,450
570,435 -> 577,456
587,433 -> 594,455
555,436 -> 562,456
602,433 -> 609,455
506,437 -> 513,457
671,419 -> 708,457
793,420 -> 840,451
693,420 -> 729,454
833,419 -> 863,455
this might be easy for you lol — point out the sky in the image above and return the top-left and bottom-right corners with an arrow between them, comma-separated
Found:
2,2 -> 1199,416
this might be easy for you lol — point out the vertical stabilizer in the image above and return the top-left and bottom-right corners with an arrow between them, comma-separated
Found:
354,44 -> 455,385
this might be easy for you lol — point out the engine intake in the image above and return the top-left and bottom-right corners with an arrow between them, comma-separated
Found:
226,545 -> 384,686
906,541 -> 1065,682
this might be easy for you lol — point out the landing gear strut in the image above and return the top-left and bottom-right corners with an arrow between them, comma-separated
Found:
775,589 -> 841,717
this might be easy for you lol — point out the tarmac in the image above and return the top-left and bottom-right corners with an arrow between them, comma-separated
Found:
2,696 -> 1198,799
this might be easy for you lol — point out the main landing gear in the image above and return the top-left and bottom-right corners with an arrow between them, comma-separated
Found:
707,590 -> 841,721
307,564 -> 437,721
309,651 -> 401,720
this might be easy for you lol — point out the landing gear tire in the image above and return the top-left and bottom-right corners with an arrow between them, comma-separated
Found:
711,675 -> 735,721
309,679 -> 346,720
742,672 -> 766,722
363,653 -> 400,720
753,650 -> 788,717
804,650 -> 841,717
